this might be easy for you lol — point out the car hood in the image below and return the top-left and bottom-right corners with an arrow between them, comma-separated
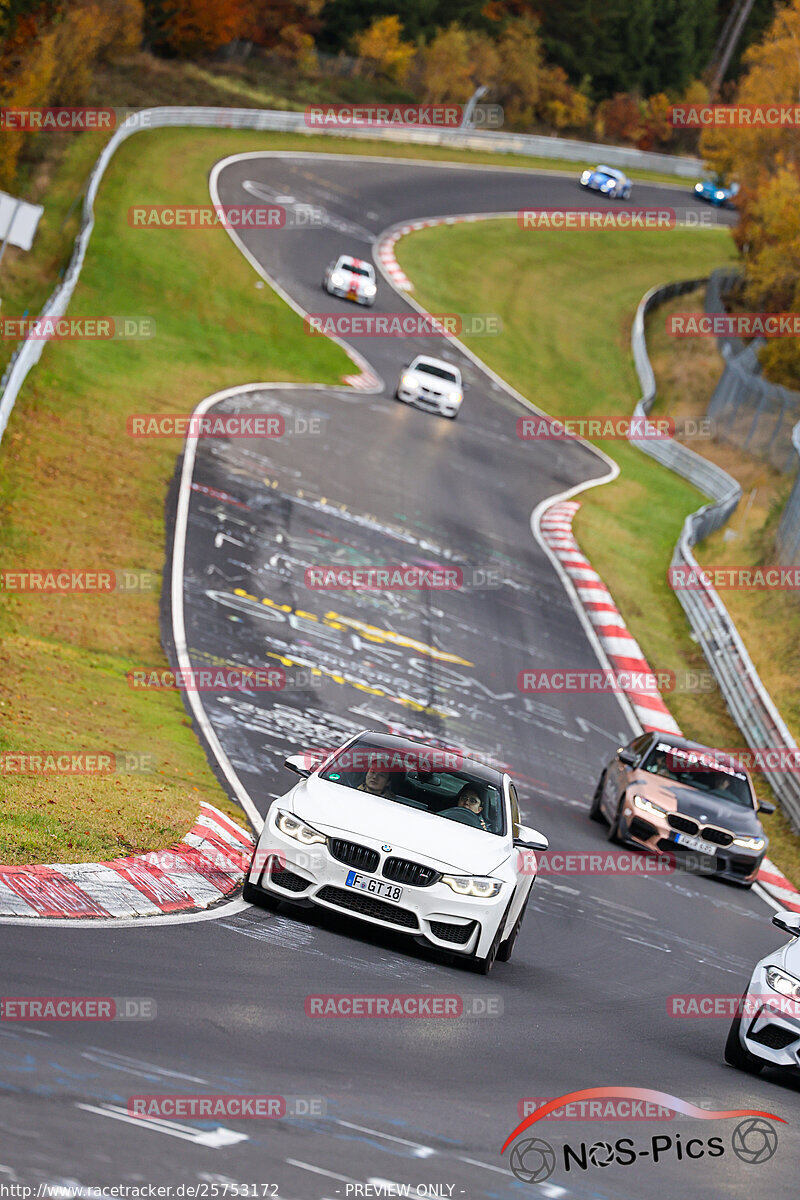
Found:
289,776 -> 509,874
777,936 -> 800,974
407,372 -> 460,396
628,773 -> 762,835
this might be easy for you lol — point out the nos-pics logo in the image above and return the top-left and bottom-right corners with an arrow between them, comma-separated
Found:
502,1088 -> 783,1184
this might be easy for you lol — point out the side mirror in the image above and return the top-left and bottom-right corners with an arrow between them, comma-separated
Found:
284,754 -> 312,778
758,800 -> 776,815
514,825 -> 549,852
772,910 -> 800,937
618,748 -> 638,767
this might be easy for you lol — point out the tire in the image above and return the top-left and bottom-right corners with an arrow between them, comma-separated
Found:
469,916 -> 506,975
242,880 -> 280,911
497,892 -> 529,963
589,772 -> 607,822
606,797 -> 625,844
724,1005 -> 764,1074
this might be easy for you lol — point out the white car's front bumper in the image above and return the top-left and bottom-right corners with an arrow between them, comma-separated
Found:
738,963 -> 800,1068
325,279 -> 375,306
247,812 -> 510,957
395,384 -> 461,418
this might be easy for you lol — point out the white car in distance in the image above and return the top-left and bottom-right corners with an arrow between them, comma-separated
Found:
322,254 -> 377,306
395,355 -> 463,419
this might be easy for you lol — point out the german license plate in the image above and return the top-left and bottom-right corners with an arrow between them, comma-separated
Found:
673,832 -> 718,856
345,871 -> 403,902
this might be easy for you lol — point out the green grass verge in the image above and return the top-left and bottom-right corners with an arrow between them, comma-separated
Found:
0,128 -> 352,865
394,220 -> 800,888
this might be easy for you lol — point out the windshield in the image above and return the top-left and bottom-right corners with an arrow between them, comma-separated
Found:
318,738 -> 505,834
641,743 -> 754,808
341,261 -> 372,278
416,363 -> 458,383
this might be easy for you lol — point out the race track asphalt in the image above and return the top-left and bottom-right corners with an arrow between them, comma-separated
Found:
1,153 -> 795,1199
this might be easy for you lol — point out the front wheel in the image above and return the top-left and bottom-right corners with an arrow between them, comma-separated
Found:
724,1004 -> 764,1073
242,880 -> 280,911
469,918 -> 505,975
589,772 -> 606,822
497,892 -> 529,963
606,798 -> 625,844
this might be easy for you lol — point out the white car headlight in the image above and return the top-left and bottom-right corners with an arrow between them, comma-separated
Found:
330,272 -> 346,287
401,373 -> 417,388
441,875 -> 502,898
715,191 -> 725,200
632,794 -> 667,818
363,282 -> 376,296
275,810 -> 327,846
695,183 -> 703,192
451,390 -> 463,403
732,835 -> 765,850
766,965 -> 800,1000
581,171 -> 591,182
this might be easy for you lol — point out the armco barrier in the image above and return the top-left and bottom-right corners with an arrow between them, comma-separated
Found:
630,280 -> 800,831
0,105 -> 701,446
777,421 -> 800,566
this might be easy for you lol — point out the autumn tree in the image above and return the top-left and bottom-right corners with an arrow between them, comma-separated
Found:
354,14 -> 414,82
162,0 -> 246,56
594,93 -> 642,143
419,24 -> 474,103
701,0 -> 800,386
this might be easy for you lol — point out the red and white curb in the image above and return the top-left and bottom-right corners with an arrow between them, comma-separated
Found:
540,501 -> 681,736
539,498 -> 800,911
376,228 -> 414,292
375,214 -> 511,293
343,367 -> 381,391
757,859 -> 800,913
0,802 -> 254,919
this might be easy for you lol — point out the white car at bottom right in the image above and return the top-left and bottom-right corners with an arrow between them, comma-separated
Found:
725,907 -> 800,1074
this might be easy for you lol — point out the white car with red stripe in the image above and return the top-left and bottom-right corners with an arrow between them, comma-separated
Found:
323,254 -> 377,306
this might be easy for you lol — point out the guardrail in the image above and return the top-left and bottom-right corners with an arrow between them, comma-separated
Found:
631,280 -> 800,831
0,105 -> 701,445
777,421 -> 800,566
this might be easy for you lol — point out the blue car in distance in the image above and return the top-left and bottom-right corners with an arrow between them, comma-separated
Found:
694,176 -> 739,208
579,164 -> 632,199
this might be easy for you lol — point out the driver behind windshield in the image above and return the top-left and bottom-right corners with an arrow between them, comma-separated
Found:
358,761 -> 396,799
456,784 -> 489,831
